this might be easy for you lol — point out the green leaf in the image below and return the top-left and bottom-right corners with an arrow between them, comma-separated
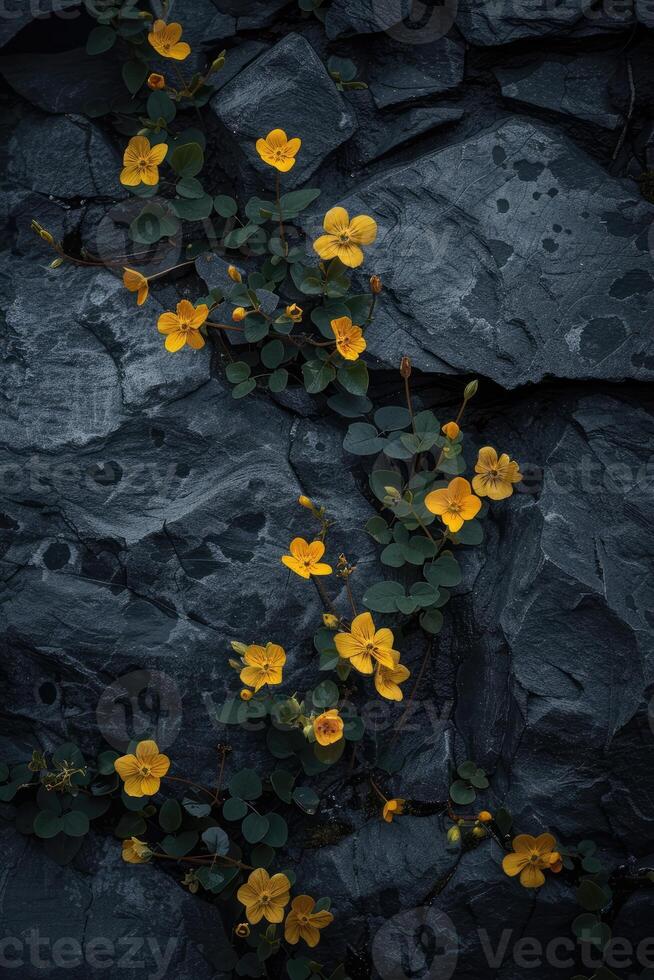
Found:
453,519 -> 484,546
328,56 -> 357,82
449,780 -> 476,805
457,761 -> 477,779
287,957 -> 312,980
232,379 -> 256,399
182,797 -> 211,818
327,392 -> 372,417
263,813 -> 288,848
374,406 -> 411,431
279,188 -> 321,214
271,770 -> 295,804
363,580 -> 404,613
147,90 -> 176,123
366,516 -> 392,544
228,769 -> 262,801
424,554 -> 461,588
223,797 -> 248,821
62,810 -> 89,837
214,194 -> 238,217
122,60 -> 147,95
177,177 -> 205,199
130,205 -> 179,244
159,798 -> 182,833
268,369 -> 288,392
293,786 -> 320,815
343,422 -> 384,456
171,142 -> 204,177
226,361 -> 251,383
115,812 -> 147,839
572,913 -> 611,950
97,750 -> 119,775
577,879 -> 610,912
302,360 -> 335,394
261,339 -> 285,369
202,826 -> 230,855
337,360 -> 368,396
172,194 -> 213,221
33,810 -> 63,839
161,830 -> 198,857
380,543 -> 405,568
86,26 -> 116,55
494,807 -> 513,835
312,680 -> 339,708
242,812 -> 269,844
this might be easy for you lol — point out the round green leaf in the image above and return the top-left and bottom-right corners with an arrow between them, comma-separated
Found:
158,798 -> 182,833
228,769 -> 262,801
232,378 -> 256,399
171,142 -> 204,177
263,813 -> 288,848
241,812 -> 269,844
223,796 -> 248,821
292,786 -> 320,815
214,195 -> 238,217
62,810 -> 89,837
34,810 -> 63,839
449,780 -> 476,805
86,26 -> 116,55
201,826 -> 230,855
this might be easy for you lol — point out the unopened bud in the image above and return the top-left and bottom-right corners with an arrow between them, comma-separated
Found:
211,52 -> 226,73
227,265 -> 242,283
49,257 -> 64,268
384,486 -> 401,501
464,379 -> 478,401
447,826 -> 461,845
477,810 -> 493,823
322,613 -> 339,629
232,306 -> 247,322
472,824 -> 487,839
370,274 -> 382,294
400,356 -> 412,379
240,689 -> 253,701
230,641 -> 248,655
297,495 -> 314,510
442,421 -> 460,441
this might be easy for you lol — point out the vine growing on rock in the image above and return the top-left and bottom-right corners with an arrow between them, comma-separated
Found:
15,5 -> 653,979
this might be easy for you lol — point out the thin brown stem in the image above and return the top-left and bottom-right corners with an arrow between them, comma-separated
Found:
214,746 -> 227,805
312,576 -> 338,617
206,321 -> 244,333
275,172 -> 287,254
389,637 -> 434,749
344,578 -> 357,617
164,775 -> 216,800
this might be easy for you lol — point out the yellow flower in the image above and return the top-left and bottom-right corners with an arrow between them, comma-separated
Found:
472,446 -> 522,500
255,128 -> 302,172
122,837 -> 151,863
447,826 -> 461,844
237,868 -> 291,924
239,642 -> 286,692
148,20 -> 191,60
313,207 -> 377,268
114,739 -> 170,797
157,299 -> 209,352
330,316 -> 366,361
120,135 -> 168,187
322,613 -> 339,629
147,73 -> 166,90
442,421 -> 460,441
240,689 -> 253,701
232,307 -> 247,322
281,538 -> 332,579
234,922 -> 250,938
285,303 -> 303,322
374,652 -> 410,700
478,810 -> 493,823
313,709 -> 343,746
123,267 -> 149,306
284,895 -> 334,947
502,834 -> 561,889
334,611 -> 397,675
228,265 -> 242,283
382,798 -> 405,823
425,477 -> 481,533
297,495 -> 314,509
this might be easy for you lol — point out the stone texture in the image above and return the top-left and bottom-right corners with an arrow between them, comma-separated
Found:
0,48 -> 123,115
351,99 -> 465,164
0,0 -> 81,49
212,33 -> 357,188
367,34 -> 465,108
455,0 -> 636,46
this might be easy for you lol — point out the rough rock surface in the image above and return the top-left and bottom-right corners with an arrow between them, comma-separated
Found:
1,3 -> 654,979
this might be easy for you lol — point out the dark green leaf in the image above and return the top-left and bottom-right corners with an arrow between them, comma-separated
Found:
214,194 -> 238,217
343,422 -> 384,456
223,797 -> 248,821
226,361 -> 251,383
202,826 -> 230,855
171,142 -> 204,177
232,379 -> 256,399
271,770 -> 295,804
242,812 -> 269,844
337,360 -> 368,396
228,769 -> 262,801
292,786 -> 320,815
122,60 -> 147,95
159,798 -> 182,832
86,26 -> 116,55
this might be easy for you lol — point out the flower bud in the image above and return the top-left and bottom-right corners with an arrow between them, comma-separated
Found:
384,486 -> 401,501
232,306 -> 247,322
477,810 -> 493,823
400,356 -> 412,379
230,641 -> 248,655
240,689 -> 253,701
50,257 -> 64,269
322,613 -> 339,629
447,826 -> 461,845
464,379 -> 478,401
211,54 -> 226,73
370,274 -> 382,294
235,923 -> 250,938
442,421 -> 460,441
227,265 -> 242,283
472,823 -> 487,839
297,495 -> 314,510
147,73 -> 165,90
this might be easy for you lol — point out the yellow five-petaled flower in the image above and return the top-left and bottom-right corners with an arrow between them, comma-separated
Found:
123,268 -> 149,306
330,316 -> 366,361
121,837 -> 152,863
425,477 -> 481,533
502,833 -> 562,889
382,798 -> 405,823
334,611 -> 398,675
157,299 -> 209,352
313,709 -> 343,746
281,538 -> 332,579
114,739 -> 170,797
239,642 -> 286,692
472,446 -> 522,500
237,868 -> 291,924
313,207 -> 377,268
284,895 -> 334,947
148,20 -> 191,60
120,136 -> 168,187
256,129 -> 302,172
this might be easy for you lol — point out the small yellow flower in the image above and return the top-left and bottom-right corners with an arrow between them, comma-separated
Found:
322,613 -> 339,629
313,207 -> 377,268
148,20 -> 191,60
382,798 -> 405,823
232,307 -> 247,322
147,73 -> 166,90
374,652 -> 410,701
239,642 -> 286,692
255,128 -> 302,172
472,446 -> 522,500
157,299 -> 209,352
297,495 -> 314,509
122,837 -> 152,863
313,709 -> 343,746
502,834 -> 561,889
284,895 -> 334,947
237,868 -> 291,924
285,303 -> 303,322
114,739 -> 170,797
240,689 -> 253,701
122,267 -> 149,306
281,538 -> 332,579
425,477 -> 481,533
442,421 -> 460,441
120,135 -> 168,187
334,611 -> 397,675
234,922 -> 250,938
447,826 -> 461,844
330,316 -> 366,361
478,810 -> 493,823
228,265 -> 242,283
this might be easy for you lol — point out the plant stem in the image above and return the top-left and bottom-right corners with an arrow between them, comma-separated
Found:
206,321 -> 244,333
164,775 -> 216,800
275,173 -> 287,254
389,637 -> 434,749
312,576 -> 338,617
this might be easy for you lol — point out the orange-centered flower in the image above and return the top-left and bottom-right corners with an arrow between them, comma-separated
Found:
374,651 -> 410,701
425,477 -> 481,533
122,268 -> 149,306
502,833 -> 562,889
472,446 -> 522,500
313,709 -> 343,746
284,895 -> 334,947
157,299 -> 209,352
330,316 -> 366,361
148,20 -> 191,60
120,135 -> 168,187
334,611 -> 398,675
114,739 -> 170,797
313,207 -> 377,268
147,73 -> 166,90
121,838 -> 151,863
237,868 -> 291,924
239,642 -> 286,692
382,798 -> 405,823
285,303 -> 303,322
281,538 -> 332,579
255,129 -> 302,172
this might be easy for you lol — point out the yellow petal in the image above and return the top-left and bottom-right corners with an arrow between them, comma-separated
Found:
285,137 -> 302,157
189,303 -> 209,328
120,166 -> 142,187
348,214 -> 377,245
475,446 -> 498,473
148,142 -> 169,165
313,235 -> 340,260
323,206 -> 350,234
281,555 -> 310,578
502,853 -> 529,877
114,754 -> 139,779
158,312 -> 181,334
165,331 -> 187,352
186,330 -> 205,350
334,633 -> 363,659
266,129 -> 288,148
335,242 -> 364,268
459,494 -> 481,520
520,864 -> 546,888
424,488 -> 449,515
